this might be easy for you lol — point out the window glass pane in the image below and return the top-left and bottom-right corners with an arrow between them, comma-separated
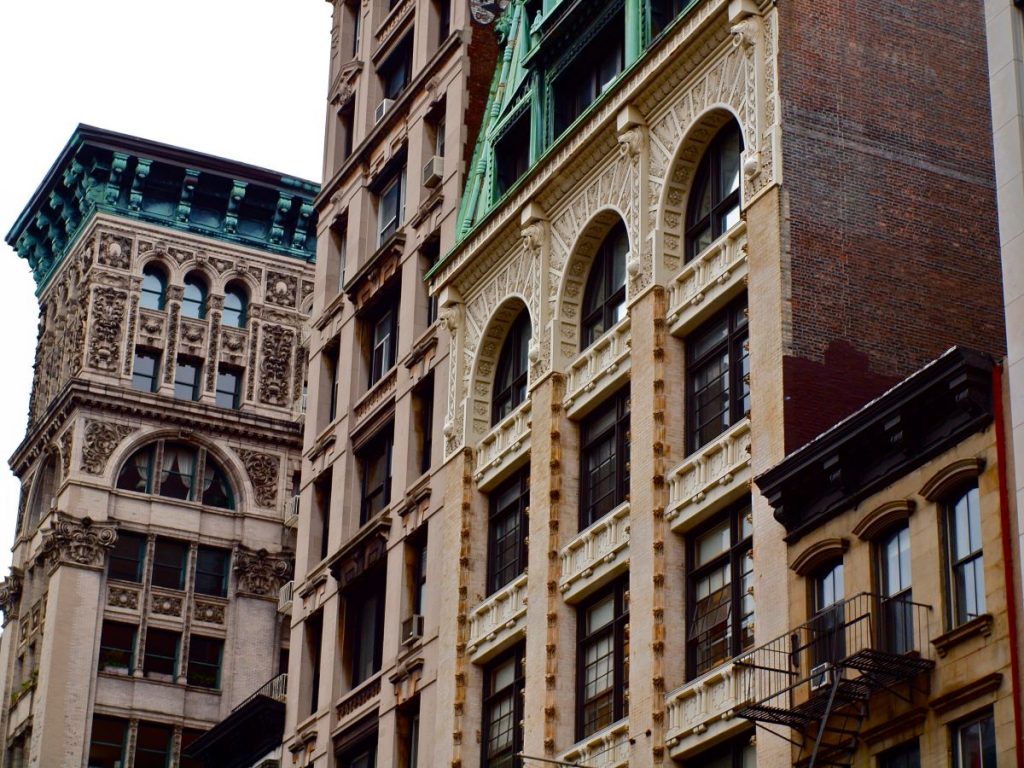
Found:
223,287 -> 246,327
108,531 -> 145,581
143,629 -> 179,678
201,458 -> 234,509
179,729 -> 206,768
88,716 -> 127,768
187,636 -> 223,688
141,268 -> 165,311
152,539 -> 187,590
174,359 -> 201,400
695,521 -> 730,567
98,622 -> 136,672
182,276 -> 206,319
215,369 -> 240,409
587,594 -> 615,634
160,444 -> 197,501
132,350 -> 161,393
195,547 -> 229,596
117,447 -> 154,494
135,723 -> 173,768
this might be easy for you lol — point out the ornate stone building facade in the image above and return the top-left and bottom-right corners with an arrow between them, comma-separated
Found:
0,126 -> 316,767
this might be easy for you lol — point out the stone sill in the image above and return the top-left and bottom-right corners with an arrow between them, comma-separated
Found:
931,613 -> 994,657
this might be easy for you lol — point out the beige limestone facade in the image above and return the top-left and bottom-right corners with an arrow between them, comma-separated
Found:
0,129 -> 316,767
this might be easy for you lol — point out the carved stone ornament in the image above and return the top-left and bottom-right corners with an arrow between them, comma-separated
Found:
0,569 -> 23,625
107,586 -> 140,610
234,546 -> 293,597
87,287 -> 128,372
97,232 -> 132,269
265,271 -> 298,308
194,600 -> 226,624
236,449 -> 280,508
81,420 -> 138,475
258,325 -> 295,407
38,515 -> 117,571
151,593 -> 183,617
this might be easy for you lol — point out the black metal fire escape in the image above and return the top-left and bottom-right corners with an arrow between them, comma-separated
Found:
734,593 -> 935,768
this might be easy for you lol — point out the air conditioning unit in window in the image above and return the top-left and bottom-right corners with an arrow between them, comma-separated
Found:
401,614 -> 425,646
422,155 -> 443,188
809,663 -> 833,692
374,98 -> 395,124
284,494 -> 300,528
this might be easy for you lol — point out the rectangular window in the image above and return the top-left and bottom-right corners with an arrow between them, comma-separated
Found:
306,611 -> 324,716
151,538 -> 188,590
397,699 -> 421,768
580,387 -> 630,529
369,307 -> 398,385
346,567 -> 386,686
435,0 -> 451,46
174,357 -> 202,400
132,349 -> 161,393
143,628 -> 180,679
687,502 -> 754,678
421,238 -> 440,326
811,561 -> 845,667
98,621 -> 136,673
336,729 -> 378,768
406,530 -> 428,620
313,469 -> 333,563
194,546 -> 230,597
487,468 -> 530,595
323,342 -> 340,424
414,374 -> 435,475
482,644 -> 525,768
577,577 -> 629,739
134,722 -> 173,768
108,531 -> 146,582
187,635 -> 224,688
687,295 -> 749,453
879,740 -> 921,768
494,111 -> 531,199
379,34 -> 412,101
88,716 -> 128,768
947,484 -> 986,627
552,10 -> 624,136
377,168 -> 405,245
179,728 -> 206,768
215,366 -> 241,409
952,710 -> 996,768
686,733 -> 755,768
359,426 -> 393,524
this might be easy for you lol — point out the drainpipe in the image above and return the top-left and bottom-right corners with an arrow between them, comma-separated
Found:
993,362 -> 1024,768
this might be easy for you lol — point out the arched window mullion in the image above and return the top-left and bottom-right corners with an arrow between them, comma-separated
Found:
581,222 -> 628,350
685,121 -> 743,263
152,440 -> 166,496
491,310 -> 531,426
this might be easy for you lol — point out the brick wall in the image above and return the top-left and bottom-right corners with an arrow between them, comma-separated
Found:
777,0 -> 1006,451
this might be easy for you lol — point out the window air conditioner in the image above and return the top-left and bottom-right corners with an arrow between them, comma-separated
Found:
422,155 -> 443,188
401,614 -> 425,645
809,663 -> 833,692
374,98 -> 395,124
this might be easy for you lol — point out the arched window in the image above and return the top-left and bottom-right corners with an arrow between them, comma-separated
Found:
26,454 -> 58,531
223,282 -> 248,328
492,310 -> 531,425
116,440 -> 235,510
685,121 -> 743,261
141,264 -> 168,311
182,273 -> 208,319
879,525 -> 913,653
581,222 -> 628,350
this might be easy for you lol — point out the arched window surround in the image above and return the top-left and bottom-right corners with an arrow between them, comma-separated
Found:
580,221 -> 628,351
182,272 -> 209,320
115,438 -> 237,511
141,262 -> 169,311
685,120 -> 744,262
492,309 -> 532,426
222,280 -> 249,328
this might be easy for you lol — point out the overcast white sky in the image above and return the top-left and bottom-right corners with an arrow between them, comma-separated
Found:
0,1 -> 332,571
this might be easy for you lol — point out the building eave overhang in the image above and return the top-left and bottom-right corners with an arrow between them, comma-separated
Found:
755,347 -> 995,543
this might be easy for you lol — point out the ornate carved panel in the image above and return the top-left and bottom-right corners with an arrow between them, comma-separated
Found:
87,286 -> 128,372
107,585 -> 140,611
265,271 -> 298,308
235,449 -> 281,508
234,546 -> 293,597
258,324 -> 294,406
97,232 -> 132,269
194,600 -> 226,625
81,420 -> 138,475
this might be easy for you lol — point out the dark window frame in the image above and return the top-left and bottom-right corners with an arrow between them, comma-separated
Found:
88,716 -> 128,768
482,643 -> 525,768
222,282 -> 248,328
98,621 -> 137,673
685,500 -> 754,679
151,538 -> 188,590
379,33 -> 412,101
186,635 -> 224,689
686,294 -> 749,453
579,387 -> 630,530
580,222 -> 628,350
108,531 -> 146,582
491,310 -> 532,426
345,566 -> 387,687
878,739 -> 922,768
809,560 -> 845,668
494,108 -> 532,200
945,483 -> 986,629
142,627 -> 181,679
951,709 -> 996,768
877,524 -> 914,654
576,576 -> 629,740
182,272 -> 208,320
685,121 -> 743,262
194,546 -> 230,597
215,366 -> 242,409
368,305 -> 399,387
140,264 -> 167,311
359,426 -> 393,525
135,722 -> 174,768
132,348 -> 162,393
173,356 -> 202,401
486,468 -> 530,595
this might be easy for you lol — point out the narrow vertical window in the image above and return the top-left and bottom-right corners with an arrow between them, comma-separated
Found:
685,121 -> 743,261
215,366 -> 242,409
810,561 -> 845,668
491,310 -> 531,425
134,723 -> 174,768
174,357 -> 202,401
222,282 -> 248,327
142,628 -> 180,679
580,387 -> 630,529
487,468 -> 530,595
377,168 -> 405,244
951,710 -> 996,768
947,484 -> 985,627
482,645 -> 524,768
186,635 -> 224,688
98,621 -> 136,673
359,426 -> 393,524
151,539 -> 188,590
132,349 -> 162,393
577,578 -> 629,739
194,546 -> 230,597
581,222 -> 628,349
88,716 -> 128,768
879,525 -> 913,653
140,264 -> 167,311
108,531 -> 146,581
182,273 -> 208,319
370,307 -> 398,385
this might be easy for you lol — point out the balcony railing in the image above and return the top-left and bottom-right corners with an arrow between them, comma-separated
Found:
564,318 -> 631,413
467,573 -> 528,658
474,401 -> 531,487
665,418 -> 751,531
233,672 -> 287,712
664,659 -> 751,753
559,502 -> 630,600
667,221 -> 747,335
735,593 -> 935,730
559,719 -> 630,768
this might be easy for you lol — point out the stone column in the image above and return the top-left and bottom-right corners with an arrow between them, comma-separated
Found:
27,516 -> 116,768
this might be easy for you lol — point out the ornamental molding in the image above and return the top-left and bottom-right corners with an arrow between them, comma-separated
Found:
258,324 -> 295,407
81,420 -> 138,475
235,448 -> 281,508
0,569 -> 23,625
86,285 -> 128,372
234,545 -> 293,598
38,515 -> 117,572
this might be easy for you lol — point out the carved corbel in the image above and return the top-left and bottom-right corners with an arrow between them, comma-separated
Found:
0,569 -> 23,625
233,545 -> 293,598
38,515 -> 118,573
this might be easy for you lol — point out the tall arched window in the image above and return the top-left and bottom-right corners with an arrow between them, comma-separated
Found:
685,121 -> 743,261
223,282 -> 248,328
182,273 -> 208,319
581,222 -> 628,350
492,310 -> 531,425
141,264 -> 168,311
116,440 -> 235,510
26,454 -> 58,531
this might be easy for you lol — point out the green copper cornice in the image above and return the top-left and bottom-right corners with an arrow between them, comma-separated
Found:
6,125 -> 320,294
